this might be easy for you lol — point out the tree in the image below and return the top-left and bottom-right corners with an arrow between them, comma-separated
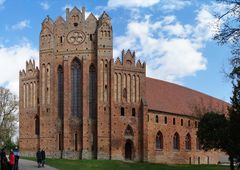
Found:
213,0 -> 240,71
197,112 -> 237,170
0,87 -> 18,146
213,2 -> 240,168
228,67 -> 240,167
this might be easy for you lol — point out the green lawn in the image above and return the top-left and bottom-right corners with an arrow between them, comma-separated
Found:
22,157 -> 229,170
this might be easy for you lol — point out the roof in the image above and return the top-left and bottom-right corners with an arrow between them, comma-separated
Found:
146,77 -> 229,117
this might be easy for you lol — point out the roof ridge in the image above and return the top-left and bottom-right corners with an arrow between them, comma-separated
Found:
146,77 -> 229,105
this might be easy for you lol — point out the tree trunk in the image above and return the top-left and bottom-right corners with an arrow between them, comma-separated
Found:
230,156 -> 235,170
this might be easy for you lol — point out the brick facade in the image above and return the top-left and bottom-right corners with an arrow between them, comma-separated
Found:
19,6 -> 228,164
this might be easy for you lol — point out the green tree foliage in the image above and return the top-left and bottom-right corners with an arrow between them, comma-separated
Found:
197,112 -> 229,151
0,87 -> 18,146
197,112 -> 237,170
228,70 -> 240,160
206,1 -> 240,169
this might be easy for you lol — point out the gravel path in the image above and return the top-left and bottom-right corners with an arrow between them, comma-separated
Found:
19,159 -> 58,170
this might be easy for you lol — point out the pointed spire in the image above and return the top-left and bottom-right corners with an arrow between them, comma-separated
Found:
82,6 -> 86,20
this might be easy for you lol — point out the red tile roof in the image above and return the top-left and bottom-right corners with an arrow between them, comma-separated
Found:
146,77 -> 229,117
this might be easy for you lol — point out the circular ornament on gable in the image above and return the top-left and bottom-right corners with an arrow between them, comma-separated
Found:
67,30 -> 85,45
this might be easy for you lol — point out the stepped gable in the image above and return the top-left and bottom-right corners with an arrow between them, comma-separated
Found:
146,77 -> 229,117
20,59 -> 39,78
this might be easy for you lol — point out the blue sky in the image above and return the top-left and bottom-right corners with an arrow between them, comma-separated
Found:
0,0 -> 232,102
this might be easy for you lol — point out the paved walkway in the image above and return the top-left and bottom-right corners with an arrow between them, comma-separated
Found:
19,159 -> 58,170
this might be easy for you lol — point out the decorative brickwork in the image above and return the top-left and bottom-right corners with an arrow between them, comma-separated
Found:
19,6 -> 228,164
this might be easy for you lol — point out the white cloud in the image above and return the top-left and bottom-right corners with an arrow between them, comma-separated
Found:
160,0 -> 192,11
107,0 -> 191,11
192,5 -> 218,47
108,0 -> 160,8
113,13 -> 210,83
62,4 -> 73,11
10,20 -> 30,31
0,42 -> 38,95
40,1 -> 50,10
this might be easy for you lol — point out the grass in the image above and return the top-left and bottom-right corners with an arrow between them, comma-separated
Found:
22,157 -> 229,170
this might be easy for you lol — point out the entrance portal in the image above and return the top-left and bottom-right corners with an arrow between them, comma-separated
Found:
125,139 -> 133,160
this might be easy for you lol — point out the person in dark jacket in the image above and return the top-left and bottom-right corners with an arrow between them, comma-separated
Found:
0,148 -> 7,170
36,148 -> 42,168
41,149 -> 46,167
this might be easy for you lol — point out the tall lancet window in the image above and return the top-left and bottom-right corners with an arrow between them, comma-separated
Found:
71,58 -> 82,117
58,65 -> 64,119
89,64 -> 96,120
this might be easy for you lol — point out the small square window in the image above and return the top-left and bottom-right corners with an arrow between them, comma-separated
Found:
156,115 -> 159,123
195,121 -> 198,128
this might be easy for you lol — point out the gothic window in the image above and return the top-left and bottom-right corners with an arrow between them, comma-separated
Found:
132,108 -> 136,117
198,157 -> 201,164
156,131 -> 163,150
90,34 -> 93,41
125,125 -> 134,137
75,133 -> 78,151
121,107 -> 125,116
47,63 -> 50,105
42,64 -> 46,105
58,133 -> 62,151
173,132 -> 180,150
123,88 -> 127,99
71,58 -> 82,117
185,133 -> 191,150
58,65 -> 64,119
35,115 -> 40,135
89,64 -> 96,120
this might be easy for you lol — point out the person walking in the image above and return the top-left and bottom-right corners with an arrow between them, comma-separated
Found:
41,149 -> 46,167
36,148 -> 42,168
13,147 -> 20,170
9,150 -> 15,170
0,148 -> 7,170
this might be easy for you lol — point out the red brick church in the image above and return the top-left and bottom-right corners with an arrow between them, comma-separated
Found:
19,6 -> 228,164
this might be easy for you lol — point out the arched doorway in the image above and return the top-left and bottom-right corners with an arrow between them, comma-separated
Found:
125,139 -> 133,160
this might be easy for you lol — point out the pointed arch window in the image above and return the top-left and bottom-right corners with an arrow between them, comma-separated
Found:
173,132 -> 180,150
125,125 -> 134,137
196,137 -> 201,150
35,115 -> 40,135
58,65 -> 64,119
89,64 -> 96,120
71,58 -> 82,117
156,131 -> 163,150
185,133 -> 191,150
